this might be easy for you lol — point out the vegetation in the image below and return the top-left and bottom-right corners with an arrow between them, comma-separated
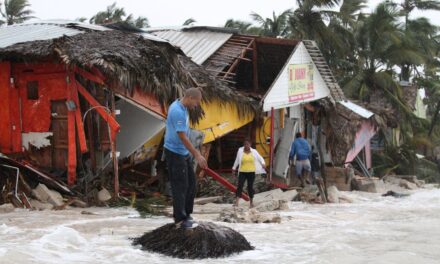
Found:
183,18 -> 196,26
2,0 -> 439,181
109,194 -> 168,218
224,0 -> 440,181
0,0 -> 33,25
88,2 -> 150,28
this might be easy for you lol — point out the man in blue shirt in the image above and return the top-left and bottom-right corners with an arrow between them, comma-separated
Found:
289,132 -> 311,187
164,87 -> 207,229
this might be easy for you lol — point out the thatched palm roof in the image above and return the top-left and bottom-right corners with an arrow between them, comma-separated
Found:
0,30 -> 258,121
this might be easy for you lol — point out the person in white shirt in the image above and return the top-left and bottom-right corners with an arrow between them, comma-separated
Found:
232,138 -> 266,208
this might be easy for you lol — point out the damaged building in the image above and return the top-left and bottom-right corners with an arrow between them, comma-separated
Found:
0,21 -> 257,206
148,26 -> 379,192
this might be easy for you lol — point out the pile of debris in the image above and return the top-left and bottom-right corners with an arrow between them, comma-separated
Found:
0,155 -> 107,211
197,173 -> 272,203
217,188 -> 298,224
352,174 -> 425,193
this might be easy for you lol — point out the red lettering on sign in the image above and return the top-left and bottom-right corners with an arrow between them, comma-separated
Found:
295,68 -> 305,80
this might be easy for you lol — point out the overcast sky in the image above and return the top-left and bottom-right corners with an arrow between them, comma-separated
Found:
27,0 -> 440,27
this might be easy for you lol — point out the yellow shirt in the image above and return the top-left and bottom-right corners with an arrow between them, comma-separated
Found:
240,152 -> 255,172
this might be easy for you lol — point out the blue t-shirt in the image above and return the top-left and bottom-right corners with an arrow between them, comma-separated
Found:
289,138 -> 311,161
164,100 -> 190,156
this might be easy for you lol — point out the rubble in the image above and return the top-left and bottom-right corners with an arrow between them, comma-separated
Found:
217,207 -> 281,224
72,200 -> 89,208
98,188 -> 112,202
352,176 -> 386,193
253,188 -> 284,205
194,196 -> 223,205
279,200 -> 291,210
196,173 -> 272,203
32,184 -> 64,207
399,180 -> 418,190
299,185 -> 321,203
254,200 -> 280,212
384,175 -> 424,190
279,189 -> 299,201
326,185 -> 340,203
29,199 -> 54,210
0,203 -> 15,213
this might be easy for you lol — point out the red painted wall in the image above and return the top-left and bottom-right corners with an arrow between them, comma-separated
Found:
12,63 -> 68,133
0,62 -> 12,153
0,63 -> 68,153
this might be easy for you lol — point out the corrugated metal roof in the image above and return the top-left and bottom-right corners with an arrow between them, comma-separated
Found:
150,29 -> 232,64
339,100 -> 374,119
23,19 -> 110,32
139,33 -> 169,43
0,20 -> 170,49
0,23 -> 82,48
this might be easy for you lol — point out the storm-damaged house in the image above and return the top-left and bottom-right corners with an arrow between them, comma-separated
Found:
0,21 -> 257,202
148,26 -> 378,190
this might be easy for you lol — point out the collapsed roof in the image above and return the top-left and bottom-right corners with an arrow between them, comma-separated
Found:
0,21 -> 258,122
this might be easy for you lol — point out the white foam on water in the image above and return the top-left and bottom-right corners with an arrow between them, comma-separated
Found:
0,189 -> 440,263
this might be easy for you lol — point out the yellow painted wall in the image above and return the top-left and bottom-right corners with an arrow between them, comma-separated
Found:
192,100 -> 254,144
133,128 -> 165,163
255,116 -> 271,164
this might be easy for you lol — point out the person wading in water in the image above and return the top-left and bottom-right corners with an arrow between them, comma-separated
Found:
232,138 -> 266,208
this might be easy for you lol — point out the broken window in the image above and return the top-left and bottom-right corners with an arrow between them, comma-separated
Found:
27,81 -> 39,100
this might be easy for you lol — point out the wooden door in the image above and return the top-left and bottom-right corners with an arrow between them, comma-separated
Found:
50,100 -> 68,169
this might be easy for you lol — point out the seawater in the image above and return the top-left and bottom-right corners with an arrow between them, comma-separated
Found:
1,188 -> 440,264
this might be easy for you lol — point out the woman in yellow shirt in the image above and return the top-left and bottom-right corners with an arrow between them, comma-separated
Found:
232,138 -> 266,208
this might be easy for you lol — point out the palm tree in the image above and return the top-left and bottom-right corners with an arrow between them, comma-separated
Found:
0,2 -> 3,26
398,0 -> 440,26
75,17 -> 87,23
288,0 -> 345,70
183,18 -> 196,26
391,0 -> 440,81
250,9 -> 293,37
288,0 -> 343,38
134,16 -> 149,28
224,19 -> 252,32
0,0 -> 33,25
90,2 -> 128,24
324,0 -> 367,78
342,3 -> 426,145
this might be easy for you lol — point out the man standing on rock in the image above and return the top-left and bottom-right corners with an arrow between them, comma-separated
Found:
289,132 -> 311,187
164,87 -> 208,229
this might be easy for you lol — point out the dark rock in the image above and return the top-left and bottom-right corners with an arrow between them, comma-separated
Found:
382,190 -> 410,198
132,221 -> 254,259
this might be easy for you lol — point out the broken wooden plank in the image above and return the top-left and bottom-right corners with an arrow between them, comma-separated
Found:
194,196 -> 223,205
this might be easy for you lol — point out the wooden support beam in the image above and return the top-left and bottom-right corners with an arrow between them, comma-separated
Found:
252,40 -> 258,92
223,45 -> 253,51
234,35 -> 255,40
76,81 -> 121,134
69,74 -> 88,153
228,38 -> 250,43
74,67 -> 105,85
67,82 -> 77,186
109,91 -> 119,198
223,39 -> 255,79
85,100 -> 96,172
255,37 -> 298,46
